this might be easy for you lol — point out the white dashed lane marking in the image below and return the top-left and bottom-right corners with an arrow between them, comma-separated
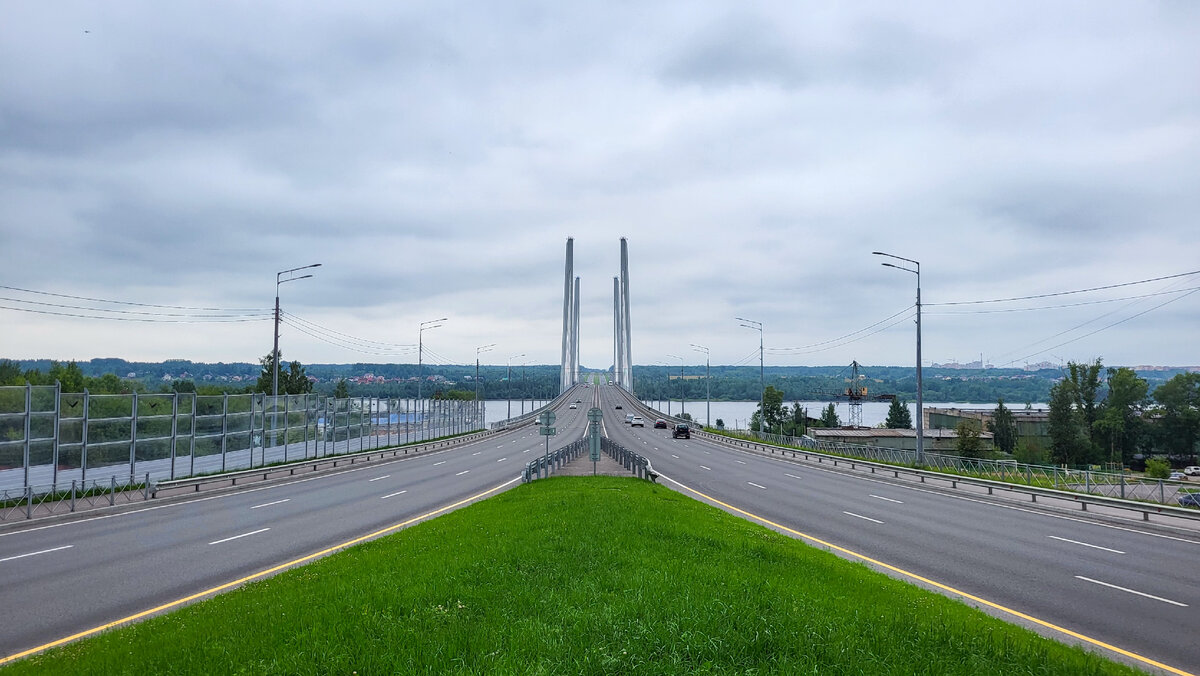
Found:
367,476 -> 389,483
1048,536 -> 1124,554
747,482 -> 766,490
250,498 -> 291,508
1075,576 -> 1186,606
0,545 -> 74,563
843,512 -> 883,524
456,470 -> 470,476
870,494 -> 902,504
209,528 -> 270,545
699,465 -> 711,471
380,490 -> 408,500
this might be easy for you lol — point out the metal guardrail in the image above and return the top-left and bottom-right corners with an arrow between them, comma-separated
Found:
601,437 -> 656,482
701,430 -> 1200,523
745,428 -> 1200,509
491,387 -> 578,431
523,438 -> 587,482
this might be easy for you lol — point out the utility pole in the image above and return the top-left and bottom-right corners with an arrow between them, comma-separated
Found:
272,263 -> 320,446
476,343 -> 495,430
418,318 -> 446,440
691,344 -> 709,427
873,251 -> 923,466
737,318 -> 763,434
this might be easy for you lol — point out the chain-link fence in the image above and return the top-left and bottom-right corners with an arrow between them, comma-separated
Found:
744,428 -> 1195,507
0,384 -> 484,497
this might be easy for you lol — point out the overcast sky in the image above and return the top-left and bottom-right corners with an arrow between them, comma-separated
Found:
2,2 -> 1198,371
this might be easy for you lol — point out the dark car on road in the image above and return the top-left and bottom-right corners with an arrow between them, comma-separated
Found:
654,419 -> 667,429
672,423 -> 690,439
615,405 -> 622,410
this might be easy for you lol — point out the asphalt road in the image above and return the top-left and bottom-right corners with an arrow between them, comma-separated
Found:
0,386 -> 595,662
599,386 -> 1199,675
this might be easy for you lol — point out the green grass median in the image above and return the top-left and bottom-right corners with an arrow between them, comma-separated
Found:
7,477 -> 1144,675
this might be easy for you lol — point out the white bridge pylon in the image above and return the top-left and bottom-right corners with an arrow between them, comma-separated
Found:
559,237 -> 633,394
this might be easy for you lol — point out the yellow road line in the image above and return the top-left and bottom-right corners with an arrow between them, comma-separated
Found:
661,474 -> 1195,676
0,477 -> 521,666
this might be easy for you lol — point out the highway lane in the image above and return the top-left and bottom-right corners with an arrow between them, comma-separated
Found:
599,386 -> 1200,674
0,386 -> 594,661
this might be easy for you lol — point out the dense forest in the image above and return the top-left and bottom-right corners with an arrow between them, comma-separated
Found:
2,358 -> 1193,404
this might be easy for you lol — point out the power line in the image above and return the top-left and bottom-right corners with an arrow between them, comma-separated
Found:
998,288 -> 1199,367
0,304 -> 270,323
769,306 -> 913,352
279,316 -> 417,357
0,284 -> 265,312
927,269 -> 1200,306
282,312 -> 416,350
766,310 -> 916,356
1,295 -> 268,319
925,285 -> 1200,315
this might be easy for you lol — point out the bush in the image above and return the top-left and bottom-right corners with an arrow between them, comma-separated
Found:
1013,439 -> 1049,466
1145,458 -> 1172,479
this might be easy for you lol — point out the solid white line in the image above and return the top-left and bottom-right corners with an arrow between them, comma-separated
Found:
208,528 -> 270,545
380,490 -> 408,500
1075,576 -> 1186,606
699,465 -> 711,471
784,473 -> 802,480
432,461 -> 446,466
456,470 -> 470,476
250,498 -> 291,509
747,482 -> 766,490
1048,536 -> 1124,554
0,544 -> 73,563
843,511 -> 884,524
870,494 -> 903,504
367,475 -> 390,482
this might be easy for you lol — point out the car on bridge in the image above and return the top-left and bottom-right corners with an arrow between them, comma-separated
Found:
631,416 -> 645,427
672,423 -> 690,439
569,403 -> 577,409
624,413 -> 634,424
654,419 -> 667,429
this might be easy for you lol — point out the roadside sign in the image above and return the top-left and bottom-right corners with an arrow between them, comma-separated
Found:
538,411 -> 556,426
539,426 -> 556,435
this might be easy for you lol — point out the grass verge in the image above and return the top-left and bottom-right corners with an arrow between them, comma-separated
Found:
6,477 -> 1146,675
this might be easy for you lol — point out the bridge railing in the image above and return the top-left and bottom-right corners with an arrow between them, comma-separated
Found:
0,384 -> 483,495
601,437 -> 655,481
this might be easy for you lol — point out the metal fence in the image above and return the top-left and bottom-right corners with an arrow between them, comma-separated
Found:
745,428 -> 1196,507
523,438 -> 588,482
0,384 -> 484,496
601,437 -> 655,481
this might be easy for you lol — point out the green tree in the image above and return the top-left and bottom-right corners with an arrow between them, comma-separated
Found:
334,379 -> 350,399
783,403 -> 807,436
1013,438 -> 1049,465
884,398 -> 912,429
1094,367 -> 1148,466
987,398 -> 1018,454
819,403 -> 840,428
1145,458 -> 1172,479
48,361 -> 86,392
1048,378 -> 1089,466
955,419 -> 984,458
749,386 -> 786,433
715,418 -> 725,430
1152,372 -> 1200,461
0,359 -> 24,385
1067,359 -> 1104,451
255,352 -> 313,395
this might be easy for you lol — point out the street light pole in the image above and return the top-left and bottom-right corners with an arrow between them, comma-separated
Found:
691,344 -> 710,428
666,354 -> 685,418
873,251 -> 923,466
418,318 -> 446,440
507,353 -> 524,420
273,263 -> 320,446
736,318 -> 763,433
476,343 -> 495,430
